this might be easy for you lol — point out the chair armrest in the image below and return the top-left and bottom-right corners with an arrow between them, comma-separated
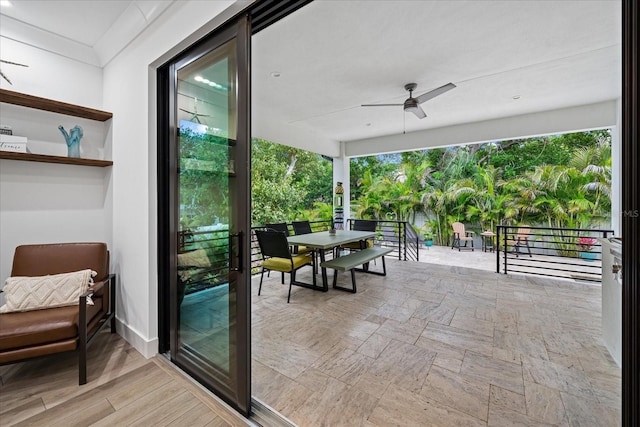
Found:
466,231 -> 475,236
79,274 -> 115,320
88,277 -> 109,294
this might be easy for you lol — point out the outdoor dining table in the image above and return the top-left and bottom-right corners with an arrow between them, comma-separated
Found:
287,229 -> 377,291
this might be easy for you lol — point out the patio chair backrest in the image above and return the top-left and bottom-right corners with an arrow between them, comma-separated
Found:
292,220 -> 313,235
452,222 -> 466,235
515,226 -> 531,240
352,219 -> 377,232
265,222 -> 290,236
255,230 -> 292,260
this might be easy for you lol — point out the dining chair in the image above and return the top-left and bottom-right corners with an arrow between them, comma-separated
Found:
265,222 -> 290,236
292,220 -> 320,272
342,219 -> 377,251
292,220 -> 313,235
255,229 -> 316,303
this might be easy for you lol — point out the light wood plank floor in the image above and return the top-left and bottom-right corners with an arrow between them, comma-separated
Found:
0,329 -> 249,427
252,257 -> 621,426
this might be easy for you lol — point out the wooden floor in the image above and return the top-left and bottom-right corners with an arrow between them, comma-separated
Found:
0,329 -> 248,427
252,257 -> 621,426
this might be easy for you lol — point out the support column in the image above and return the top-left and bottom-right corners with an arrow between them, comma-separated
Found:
333,142 -> 350,228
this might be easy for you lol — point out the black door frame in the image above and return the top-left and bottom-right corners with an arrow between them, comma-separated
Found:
159,17 -> 251,415
622,1 -> 639,425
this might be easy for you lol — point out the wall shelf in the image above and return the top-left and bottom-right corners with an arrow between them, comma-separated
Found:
0,90 -> 113,167
0,151 -> 113,167
0,89 -> 113,121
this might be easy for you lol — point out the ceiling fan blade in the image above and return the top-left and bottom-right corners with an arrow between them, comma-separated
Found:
410,105 -> 427,119
415,82 -> 456,104
361,103 -> 404,107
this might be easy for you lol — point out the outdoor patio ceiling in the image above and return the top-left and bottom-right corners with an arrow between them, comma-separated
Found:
251,0 -> 621,158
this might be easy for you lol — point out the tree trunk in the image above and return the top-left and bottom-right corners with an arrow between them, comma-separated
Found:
284,152 -> 297,180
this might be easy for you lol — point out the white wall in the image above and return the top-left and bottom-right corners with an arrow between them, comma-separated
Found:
0,37 -> 103,106
103,0 -> 235,356
0,36 -> 110,287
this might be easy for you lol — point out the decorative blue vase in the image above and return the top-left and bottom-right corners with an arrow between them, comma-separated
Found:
580,251 -> 598,261
58,125 -> 83,158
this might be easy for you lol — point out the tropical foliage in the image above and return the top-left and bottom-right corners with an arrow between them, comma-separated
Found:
251,138 -> 333,226
179,128 -> 231,228
178,130 -> 612,253
350,130 -> 612,246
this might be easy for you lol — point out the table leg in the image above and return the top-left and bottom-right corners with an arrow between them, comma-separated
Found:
319,249 -> 329,291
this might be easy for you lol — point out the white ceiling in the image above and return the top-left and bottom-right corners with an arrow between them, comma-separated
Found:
0,0 -> 172,66
1,0 -> 621,155
1,0 -> 131,46
252,0 -> 621,150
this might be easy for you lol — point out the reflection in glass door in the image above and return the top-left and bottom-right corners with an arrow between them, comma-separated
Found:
168,19 -> 250,415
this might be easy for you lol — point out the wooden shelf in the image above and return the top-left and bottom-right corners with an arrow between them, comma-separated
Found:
0,89 -> 113,122
0,151 -> 113,167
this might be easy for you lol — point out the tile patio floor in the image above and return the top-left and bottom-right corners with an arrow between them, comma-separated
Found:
418,244 -> 603,282
251,256 -> 620,426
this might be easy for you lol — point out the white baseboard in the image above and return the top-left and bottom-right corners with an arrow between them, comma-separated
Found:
115,317 -> 158,359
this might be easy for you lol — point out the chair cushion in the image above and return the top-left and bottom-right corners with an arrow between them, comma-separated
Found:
0,298 -> 103,351
0,269 -> 96,313
342,240 -> 374,249
294,246 -> 314,254
263,255 -> 311,272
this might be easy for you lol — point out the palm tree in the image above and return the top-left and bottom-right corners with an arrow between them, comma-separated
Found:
450,165 -> 505,231
570,137 -> 611,223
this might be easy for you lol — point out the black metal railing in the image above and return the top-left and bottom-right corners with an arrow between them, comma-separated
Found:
178,226 -> 232,294
345,219 -> 419,262
496,225 -> 613,282
405,223 -> 420,262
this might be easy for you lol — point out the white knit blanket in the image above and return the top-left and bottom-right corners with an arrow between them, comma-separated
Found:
0,269 -> 96,313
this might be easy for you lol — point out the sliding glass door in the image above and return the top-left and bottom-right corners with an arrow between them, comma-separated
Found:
165,18 -> 250,415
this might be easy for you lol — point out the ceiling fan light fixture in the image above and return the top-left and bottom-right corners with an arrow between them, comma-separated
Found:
403,98 -> 419,111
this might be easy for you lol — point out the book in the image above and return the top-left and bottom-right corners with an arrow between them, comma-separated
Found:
0,134 -> 28,153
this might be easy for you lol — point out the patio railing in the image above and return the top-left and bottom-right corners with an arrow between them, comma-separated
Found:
345,219 -> 420,263
178,226 -> 232,293
496,225 -> 613,282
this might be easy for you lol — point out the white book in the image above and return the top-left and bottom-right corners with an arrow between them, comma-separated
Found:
0,134 -> 28,153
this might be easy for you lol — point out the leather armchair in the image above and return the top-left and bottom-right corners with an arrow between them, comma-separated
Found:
0,243 -> 116,385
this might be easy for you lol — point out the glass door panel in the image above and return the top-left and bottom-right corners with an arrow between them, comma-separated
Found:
169,20 -> 250,415
177,39 -> 236,374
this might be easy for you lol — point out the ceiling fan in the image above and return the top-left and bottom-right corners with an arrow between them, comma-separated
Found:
361,82 -> 456,119
180,97 -> 211,124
